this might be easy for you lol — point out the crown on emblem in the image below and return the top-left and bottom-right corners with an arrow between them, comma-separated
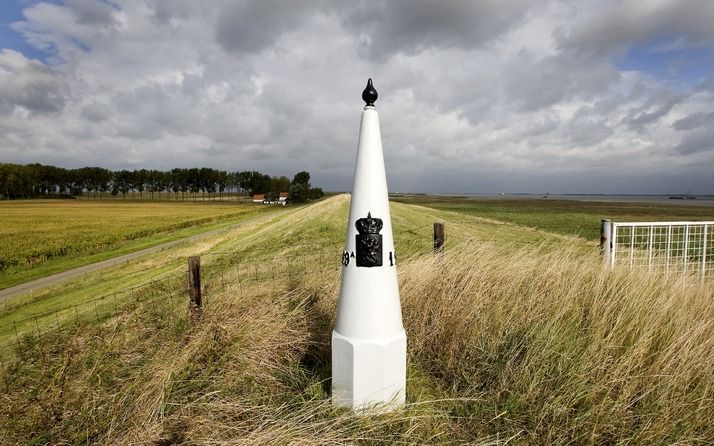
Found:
355,212 -> 383,234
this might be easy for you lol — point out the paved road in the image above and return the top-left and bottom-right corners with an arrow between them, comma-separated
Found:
0,212 -> 280,302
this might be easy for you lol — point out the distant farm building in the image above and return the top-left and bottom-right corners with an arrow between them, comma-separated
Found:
252,193 -> 288,205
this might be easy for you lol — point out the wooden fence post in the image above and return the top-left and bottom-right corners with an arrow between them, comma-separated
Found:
188,256 -> 202,322
433,222 -> 445,254
600,219 -> 612,267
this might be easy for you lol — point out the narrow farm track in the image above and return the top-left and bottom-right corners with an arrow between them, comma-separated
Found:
0,209 -> 292,302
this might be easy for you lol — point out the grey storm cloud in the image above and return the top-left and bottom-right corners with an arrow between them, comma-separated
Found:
556,0 -> 714,56
215,0 -> 320,54
66,0 -> 117,26
340,0 -> 535,58
676,128 -> 714,155
501,50 -> 619,112
623,92 -> 685,131
0,49 -> 68,115
672,111 -> 714,131
1,0 -> 713,194
215,0 -> 536,58
80,102 -> 109,122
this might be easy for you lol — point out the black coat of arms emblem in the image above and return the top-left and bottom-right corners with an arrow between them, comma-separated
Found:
355,212 -> 383,267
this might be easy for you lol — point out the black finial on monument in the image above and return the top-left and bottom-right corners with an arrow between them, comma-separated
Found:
362,78 -> 378,106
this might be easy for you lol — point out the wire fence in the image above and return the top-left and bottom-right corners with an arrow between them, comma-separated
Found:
0,225 -> 426,363
0,250 -> 343,361
0,219 -> 653,380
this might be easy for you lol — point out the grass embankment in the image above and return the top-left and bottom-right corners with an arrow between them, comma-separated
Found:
0,203 -> 304,346
391,194 -> 714,240
1,195 -> 712,444
0,196 -> 457,346
0,200 -> 277,289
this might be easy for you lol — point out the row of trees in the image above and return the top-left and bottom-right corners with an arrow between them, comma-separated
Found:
0,163 -> 323,202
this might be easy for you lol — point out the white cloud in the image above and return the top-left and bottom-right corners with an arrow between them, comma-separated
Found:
1,0 -> 713,194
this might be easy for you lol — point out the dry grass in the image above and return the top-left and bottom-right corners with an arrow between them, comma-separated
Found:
1,238 -> 712,445
400,245 -> 714,443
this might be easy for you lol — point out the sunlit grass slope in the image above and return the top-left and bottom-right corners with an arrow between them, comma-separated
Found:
1,195 -> 711,444
0,200 -> 277,289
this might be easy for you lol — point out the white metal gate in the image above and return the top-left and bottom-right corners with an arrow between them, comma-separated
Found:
601,220 -> 714,278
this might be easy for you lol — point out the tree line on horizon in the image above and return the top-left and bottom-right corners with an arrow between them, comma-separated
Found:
0,163 -> 323,202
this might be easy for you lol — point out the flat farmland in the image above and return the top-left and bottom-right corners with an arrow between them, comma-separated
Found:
0,199 -> 274,289
391,194 -> 714,240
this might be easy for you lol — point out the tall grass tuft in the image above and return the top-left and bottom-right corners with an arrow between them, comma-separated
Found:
1,242 -> 712,444
400,244 -> 714,443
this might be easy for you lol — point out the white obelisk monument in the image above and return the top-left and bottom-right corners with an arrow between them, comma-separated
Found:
332,79 -> 407,411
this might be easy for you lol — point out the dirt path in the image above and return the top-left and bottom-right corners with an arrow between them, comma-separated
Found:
0,211 -> 287,302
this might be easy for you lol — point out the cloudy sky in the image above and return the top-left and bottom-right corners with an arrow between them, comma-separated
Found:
1,0 -> 714,194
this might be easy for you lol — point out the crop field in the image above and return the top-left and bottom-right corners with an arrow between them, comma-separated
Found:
391,194 -> 714,240
0,200 -> 276,289
0,195 -> 712,444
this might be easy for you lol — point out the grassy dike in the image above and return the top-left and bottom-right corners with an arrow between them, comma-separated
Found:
0,195 -> 712,444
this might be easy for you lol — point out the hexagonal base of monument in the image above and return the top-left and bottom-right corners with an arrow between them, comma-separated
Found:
331,329 -> 406,411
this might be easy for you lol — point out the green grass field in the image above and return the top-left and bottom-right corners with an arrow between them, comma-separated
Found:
391,194 -> 714,240
0,195 -> 712,444
0,200 -> 280,289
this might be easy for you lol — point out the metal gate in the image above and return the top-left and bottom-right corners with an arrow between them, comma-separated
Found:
601,220 -> 714,278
